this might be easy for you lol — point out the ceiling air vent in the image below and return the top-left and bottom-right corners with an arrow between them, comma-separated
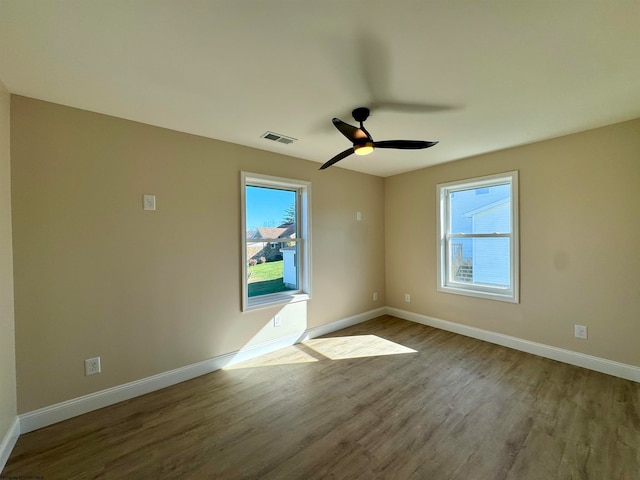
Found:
261,131 -> 297,145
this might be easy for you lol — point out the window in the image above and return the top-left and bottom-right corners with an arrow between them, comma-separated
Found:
437,171 -> 519,303
241,172 -> 311,311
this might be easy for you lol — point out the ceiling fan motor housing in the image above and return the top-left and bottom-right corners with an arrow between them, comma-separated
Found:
352,107 -> 370,123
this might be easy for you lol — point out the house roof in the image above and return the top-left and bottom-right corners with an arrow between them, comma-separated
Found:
251,224 -> 295,240
464,197 -> 510,218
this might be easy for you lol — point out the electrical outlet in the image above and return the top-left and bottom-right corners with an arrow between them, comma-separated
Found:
356,211 -> 362,221
373,292 -> 378,301
85,357 -> 101,376
405,294 -> 411,303
574,325 -> 588,339
274,315 -> 282,327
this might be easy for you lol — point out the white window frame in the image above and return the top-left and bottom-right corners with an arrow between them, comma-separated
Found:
241,172 -> 312,311
437,171 -> 519,303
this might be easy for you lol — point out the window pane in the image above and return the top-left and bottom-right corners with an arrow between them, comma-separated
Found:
449,237 -> 510,288
246,243 -> 298,297
245,184 -> 298,299
450,184 -> 511,235
245,185 -> 296,235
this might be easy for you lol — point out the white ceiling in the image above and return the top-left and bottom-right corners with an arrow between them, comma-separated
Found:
1,1 -> 639,177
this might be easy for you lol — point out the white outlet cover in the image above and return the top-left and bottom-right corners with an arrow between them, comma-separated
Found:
405,294 -> 411,303
85,357 -> 101,375
574,325 -> 588,339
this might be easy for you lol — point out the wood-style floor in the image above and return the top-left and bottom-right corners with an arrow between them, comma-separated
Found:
4,315 -> 640,479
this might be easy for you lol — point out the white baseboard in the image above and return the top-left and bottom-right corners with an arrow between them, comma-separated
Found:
386,307 -> 640,383
19,354 -> 234,434
301,307 -> 387,341
19,307 -> 383,434
0,416 -> 20,473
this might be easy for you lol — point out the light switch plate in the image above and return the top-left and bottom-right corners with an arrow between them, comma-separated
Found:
143,194 -> 156,211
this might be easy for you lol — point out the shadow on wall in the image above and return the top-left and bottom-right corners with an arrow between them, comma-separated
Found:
221,301 -> 310,367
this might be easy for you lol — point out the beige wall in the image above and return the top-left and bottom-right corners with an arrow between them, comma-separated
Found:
11,96 -> 385,413
385,118 -> 640,366
0,81 -> 17,437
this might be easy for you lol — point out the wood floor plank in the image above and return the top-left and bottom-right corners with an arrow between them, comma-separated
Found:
4,315 -> 640,479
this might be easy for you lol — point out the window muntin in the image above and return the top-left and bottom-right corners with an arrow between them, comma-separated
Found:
437,171 -> 519,303
241,173 -> 311,311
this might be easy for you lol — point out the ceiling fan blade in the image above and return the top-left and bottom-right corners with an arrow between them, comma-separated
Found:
357,34 -> 457,115
319,148 -> 355,170
374,140 -> 438,149
358,34 -> 388,102
332,118 -> 369,142
369,101 -> 455,114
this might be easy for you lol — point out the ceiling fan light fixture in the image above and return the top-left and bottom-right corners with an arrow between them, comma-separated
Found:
319,107 -> 438,170
354,142 -> 374,155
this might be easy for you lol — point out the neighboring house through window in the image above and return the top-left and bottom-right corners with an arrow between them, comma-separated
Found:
241,172 -> 311,311
437,171 -> 519,303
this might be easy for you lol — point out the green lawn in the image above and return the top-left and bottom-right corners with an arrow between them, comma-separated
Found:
248,260 -> 284,282
248,260 -> 290,297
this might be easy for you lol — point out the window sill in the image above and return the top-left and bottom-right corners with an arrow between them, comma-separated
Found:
438,285 -> 518,304
243,292 -> 311,312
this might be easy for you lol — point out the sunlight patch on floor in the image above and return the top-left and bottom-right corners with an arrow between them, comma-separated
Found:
224,344 -> 319,369
303,335 -> 417,360
225,335 -> 416,369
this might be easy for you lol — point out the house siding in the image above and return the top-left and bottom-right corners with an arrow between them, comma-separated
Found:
472,201 -> 511,286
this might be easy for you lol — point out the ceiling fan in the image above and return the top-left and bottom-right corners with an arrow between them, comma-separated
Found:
319,107 -> 438,170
